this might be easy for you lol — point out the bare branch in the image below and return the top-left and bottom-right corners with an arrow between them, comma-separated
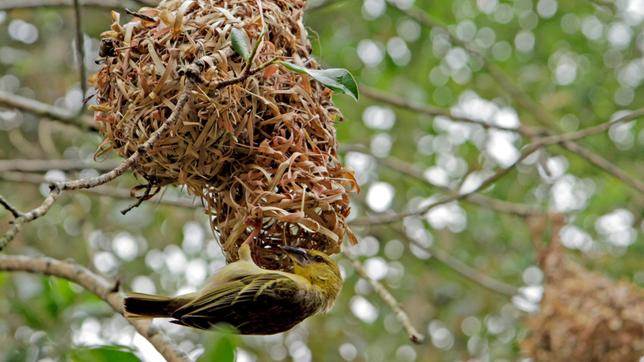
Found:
0,91 -> 96,130
360,85 -> 536,135
399,231 -> 519,297
72,0 -> 88,115
57,83 -> 194,191
341,144 -> 542,218
400,5 -> 644,195
0,195 -> 23,218
0,189 -> 61,251
559,141 -> 644,194
539,109 -> 644,144
305,0 -> 347,12
346,254 -> 425,344
0,254 -> 189,362
0,159 -> 118,173
364,226 -> 521,297
350,142 -> 542,226
0,83 -> 195,250
0,171 -> 200,209
0,0 -> 157,10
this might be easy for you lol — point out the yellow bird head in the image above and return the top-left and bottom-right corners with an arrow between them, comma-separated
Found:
280,245 -> 342,311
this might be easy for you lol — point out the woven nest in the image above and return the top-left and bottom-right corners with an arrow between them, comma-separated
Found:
91,0 -> 358,270
522,243 -> 644,361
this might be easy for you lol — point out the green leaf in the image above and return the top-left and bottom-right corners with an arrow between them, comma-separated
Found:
231,28 -> 251,61
277,61 -> 359,101
198,326 -> 238,362
70,345 -> 140,362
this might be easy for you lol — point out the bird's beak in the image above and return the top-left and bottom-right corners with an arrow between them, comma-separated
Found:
279,245 -> 309,265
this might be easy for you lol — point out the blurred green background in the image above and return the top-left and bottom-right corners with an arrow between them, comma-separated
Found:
0,0 -> 643,361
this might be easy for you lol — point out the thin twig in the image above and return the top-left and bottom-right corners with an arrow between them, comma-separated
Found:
559,141 -> 644,193
400,6 -> 644,195
0,159 -> 118,173
305,0 -> 347,12
341,144 -> 542,218
0,189 -> 61,251
350,142 -> 542,226
360,85 -> 535,135
346,254 -> 425,344
0,0 -> 158,10
58,83 -> 194,191
430,247 -> 519,297
0,91 -> 96,131
0,0 -> 125,10
0,195 -> 23,218
120,182 -> 158,215
211,57 -> 277,89
0,254 -> 189,362
539,109 -> 644,144
72,0 -> 88,115
391,228 -> 519,297
0,171 -> 200,209
0,83 -> 195,250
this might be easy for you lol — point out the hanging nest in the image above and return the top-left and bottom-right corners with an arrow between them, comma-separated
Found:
522,242 -> 644,361
90,0 -> 358,270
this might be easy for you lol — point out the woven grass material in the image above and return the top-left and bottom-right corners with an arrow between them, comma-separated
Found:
92,0 -> 358,270
522,243 -> 644,361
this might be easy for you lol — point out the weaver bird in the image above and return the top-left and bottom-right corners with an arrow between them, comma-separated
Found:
124,243 -> 342,334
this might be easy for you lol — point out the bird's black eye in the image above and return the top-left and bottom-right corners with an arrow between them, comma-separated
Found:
313,255 -> 324,263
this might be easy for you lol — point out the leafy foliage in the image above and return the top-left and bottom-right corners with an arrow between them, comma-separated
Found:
0,0 -> 642,361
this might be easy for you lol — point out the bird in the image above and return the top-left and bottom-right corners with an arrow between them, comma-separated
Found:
124,242 -> 342,335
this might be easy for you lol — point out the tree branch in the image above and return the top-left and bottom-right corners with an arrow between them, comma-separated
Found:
0,171 -> 200,209
58,83 -> 194,192
341,144 -> 542,218
0,91 -> 96,131
0,195 -> 23,218
400,5 -> 644,195
0,254 -> 189,362
559,141 -> 644,194
305,0 -> 347,12
346,254 -> 425,344
0,189 -> 61,251
360,85 -> 536,135
387,227 -> 519,297
72,0 -> 88,115
350,142 -> 542,226
0,159 -> 118,173
0,83 -> 195,250
0,0 -> 156,10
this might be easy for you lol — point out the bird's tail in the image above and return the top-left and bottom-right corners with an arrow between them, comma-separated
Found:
124,292 -> 189,319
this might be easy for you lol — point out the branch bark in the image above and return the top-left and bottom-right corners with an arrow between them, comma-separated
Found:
347,255 -> 425,344
0,159 -> 118,173
0,91 -> 96,131
350,142 -> 542,226
0,0 -> 157,10
0,83 -> 195,250
0,171 -> 200,209
360,85 -> 536,135
0,254 -> 189,362
341,144 -> 542,218
388,227 -> 519,297
397,5 -> 644,195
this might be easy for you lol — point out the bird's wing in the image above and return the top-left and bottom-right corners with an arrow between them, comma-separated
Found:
174,273 -> 298,316
171,273 -> 317,332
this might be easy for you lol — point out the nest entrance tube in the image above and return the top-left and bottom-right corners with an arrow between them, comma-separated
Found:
92,0 -> 358,270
